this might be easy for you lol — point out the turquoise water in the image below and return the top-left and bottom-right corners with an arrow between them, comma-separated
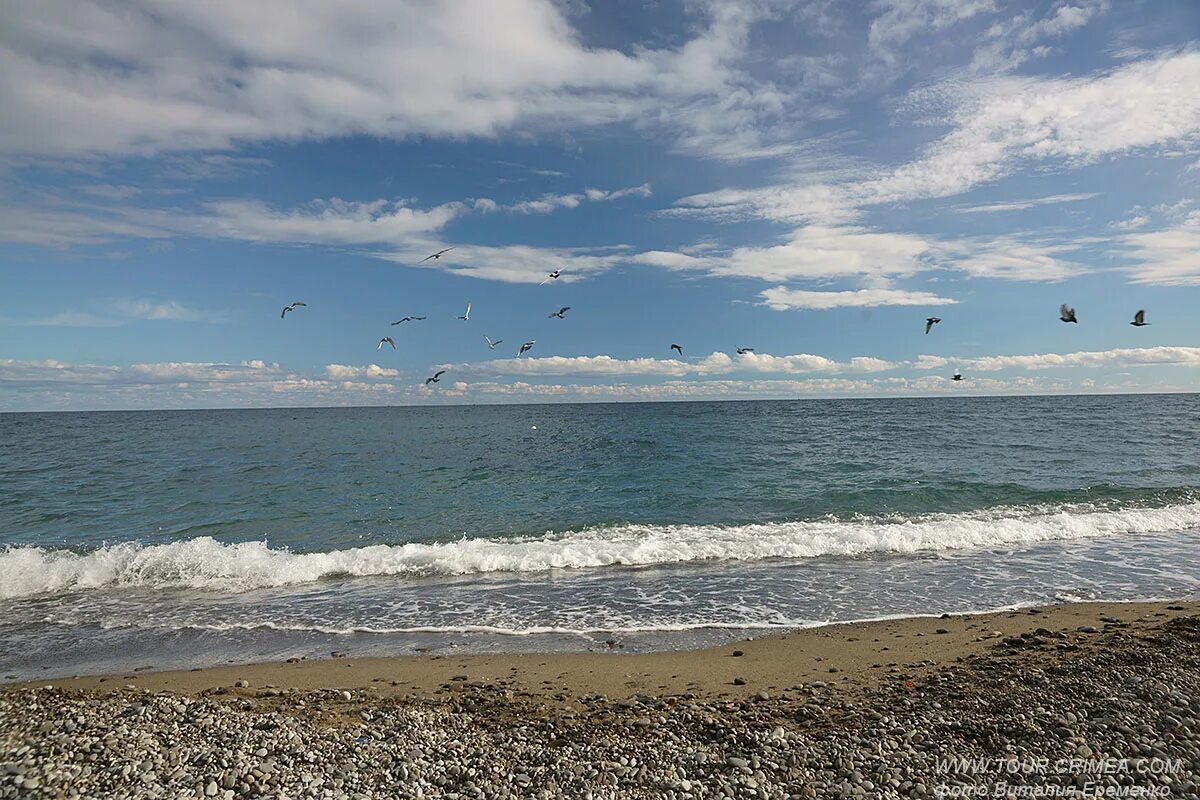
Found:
2,394 -> 1199,679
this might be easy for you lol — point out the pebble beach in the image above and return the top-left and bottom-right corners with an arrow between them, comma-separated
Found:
3,600 -> 1197,799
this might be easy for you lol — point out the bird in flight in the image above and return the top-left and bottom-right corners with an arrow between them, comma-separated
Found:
736,347 -> 754,355
457,303 -> 472,321
538,269 -> 563,286
517,341 -> 535,357
925,317 -> 941,335
280,302 -> 306,319
549,307 -> 571,319
425,370 -> 446,385
952,371 -> 964,382
377,337 -> 397,351
392,316 -> 425,325
670,343 -> 683,356
1130,309 -> 1149,327
419,247 -> 454,263
1059,304 -> 1077,323
485,336 -> 503,350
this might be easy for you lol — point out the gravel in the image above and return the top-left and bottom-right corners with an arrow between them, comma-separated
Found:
2,615 -> 1198,799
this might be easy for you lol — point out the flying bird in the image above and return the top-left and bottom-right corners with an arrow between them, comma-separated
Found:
670,343 -> 683,356
736,347 -> 754,355
1059,304 -> 1077,323
925,317 -> 941,335
392,316 -> 426,325
549,307 -> 571,319
952,371 -> 964,382
419,247 -> 454,263
485,336 -> 502,350
377,337 -> 396,351
280,302 -> 306,319
1130,309 -> 1149,327
538,269 -> 562,286
457,303 -> 472,321
425,370 -> 446,385
517,341 -> 535,357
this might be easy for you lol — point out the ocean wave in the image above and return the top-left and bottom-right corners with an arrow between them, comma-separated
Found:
3,501 -> 1200,599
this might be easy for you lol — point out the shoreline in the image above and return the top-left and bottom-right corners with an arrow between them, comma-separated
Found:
8,599 -> 1196,698
3,599 -> 1197,798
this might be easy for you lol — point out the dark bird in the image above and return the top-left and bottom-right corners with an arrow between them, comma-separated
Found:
457,303 -> 472,321
538,269 -> 562,286
1059,304 -> 1077,323
377,337 -> 396,351
485,336 -> 503,350
549,307 -> 571,319
419,247 -> 454,263
392,315 -> 426,325
425,370 -> 446,385
1130,309 -> 1149,327
280,302 -> 306,319
517,341 -> 535,357
925,317 -> 941,335
952,371 -> 964,382
670,343 -> 683,356
736,347 -> 754,355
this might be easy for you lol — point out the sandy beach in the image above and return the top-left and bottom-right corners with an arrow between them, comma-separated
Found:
3,599 -> 1198,798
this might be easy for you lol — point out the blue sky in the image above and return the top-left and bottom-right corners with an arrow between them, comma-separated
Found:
1,0 -> 1198,410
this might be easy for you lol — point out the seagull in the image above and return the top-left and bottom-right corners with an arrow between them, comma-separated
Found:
280,302 -> 306,319
670,343 -> 683,356
457,303 -> 472,321
736,347 -> 754,355
1130,309 -> 1149,327
377,337 -> 396,351
1059,304 -> 1077,323
517,341 -> 535,357
392,316 -> 426,325
419,247 -> 454,263
925,317 -> 941,335
485,336 -> 503,350
549,307 -> 570,319
538,269 -> 562,286
952,371 -> 964,382
425,370 -> 446,385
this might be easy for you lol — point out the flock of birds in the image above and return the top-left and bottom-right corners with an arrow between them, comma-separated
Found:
282,249 -> 1154,387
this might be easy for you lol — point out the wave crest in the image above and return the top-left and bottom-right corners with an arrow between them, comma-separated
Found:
3,501 -> 1199,600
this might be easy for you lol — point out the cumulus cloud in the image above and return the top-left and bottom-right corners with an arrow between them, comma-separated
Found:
442,351 -> 899,378
913,346 -> 1200,372
325,364 -> 401,379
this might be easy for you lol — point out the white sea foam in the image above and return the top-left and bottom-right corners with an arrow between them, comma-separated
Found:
3,501 -> 1199,600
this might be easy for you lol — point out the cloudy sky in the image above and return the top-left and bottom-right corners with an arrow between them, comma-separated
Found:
2,0 -> 1198,411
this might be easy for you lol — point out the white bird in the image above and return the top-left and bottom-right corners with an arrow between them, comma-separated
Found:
392,315 -> 425,325
280,302 -> 306,319
377,337 -> 396,351
457,303 -> 472,321
419,247 -> 454,263
1059,304 -> 1077,324
517,341 -> 535,357
549,306 -> 570,319
485,336 -> 503,350
538,269 -> 562,286
736,347 -> 754,355
1130,309 -> 1149,327
925,317 -> 941,335
425,370 -> 446,385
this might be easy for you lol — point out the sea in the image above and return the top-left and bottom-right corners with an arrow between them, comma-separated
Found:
2,394 -> 1199,681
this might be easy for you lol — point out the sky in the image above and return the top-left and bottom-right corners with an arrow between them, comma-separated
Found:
1,0 -> 1198,411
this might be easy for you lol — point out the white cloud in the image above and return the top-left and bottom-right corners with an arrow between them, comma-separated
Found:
204,198 -> 466,245
955,192 -> 1098,213
869,0 -> 997,62
443,351 -> 899,378
324,364 -> 401,379
6,298 -> 212,327
0,0 -> 792,162
969,2 -> 1105,74
501,183 -> 651,214
758,287 -> 958,310
1117,212 -> 1200,285
377,242 -> 626,283
961,346 -> 1200,372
